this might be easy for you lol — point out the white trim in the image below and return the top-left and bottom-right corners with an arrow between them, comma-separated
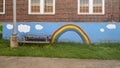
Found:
28,0 -> 55,15
90,0 -> 93,14
41,0 -> 44,14
0,0 -> 5,14
28,0 -> 30,14
78,0 -> 80,14
78,0 -> 105,15
102,0 -> 105,14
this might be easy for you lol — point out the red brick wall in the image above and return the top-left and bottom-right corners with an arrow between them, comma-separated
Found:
0,0 -> 13,22
119,0 -> 120,22
112,0 -> 120,22
0,0 -> 120,22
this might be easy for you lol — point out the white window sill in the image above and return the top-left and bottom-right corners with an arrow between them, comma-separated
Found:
0,12 -> 5,14
28,13 -> 55,15
78,13 -> 105,15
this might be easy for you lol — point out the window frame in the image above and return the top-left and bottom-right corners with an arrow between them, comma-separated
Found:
78,0 -> 105,15
28,0 -> 55,15
0,0 -> 5,14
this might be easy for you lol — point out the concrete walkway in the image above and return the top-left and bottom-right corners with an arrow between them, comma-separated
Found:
0,56 -> 120,68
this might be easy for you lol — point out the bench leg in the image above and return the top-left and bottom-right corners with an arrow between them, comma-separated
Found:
45,38 -> 48,42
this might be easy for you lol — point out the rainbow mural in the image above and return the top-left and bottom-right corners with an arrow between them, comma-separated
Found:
51,24 -> 91,44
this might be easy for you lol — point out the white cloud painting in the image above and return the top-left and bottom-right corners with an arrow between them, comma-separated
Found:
18,24 -> 30,33
6,24 -> 13,30
35,24 -> 43,30
106,24 -> 116,30
100,28 -> 105,32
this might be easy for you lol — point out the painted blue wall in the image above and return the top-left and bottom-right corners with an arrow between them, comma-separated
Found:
2,22 -> 120,43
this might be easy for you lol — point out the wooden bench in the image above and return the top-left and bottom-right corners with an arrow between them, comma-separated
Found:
18,34 -> 50,44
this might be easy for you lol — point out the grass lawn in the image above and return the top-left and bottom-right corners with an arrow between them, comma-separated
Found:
0,34 -> 120,60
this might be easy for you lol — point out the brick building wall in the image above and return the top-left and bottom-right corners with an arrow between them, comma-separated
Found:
0,0 -> 120,22
119,0 -> 120,22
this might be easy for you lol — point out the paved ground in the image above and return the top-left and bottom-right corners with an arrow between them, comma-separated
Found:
0,56 -> 120,68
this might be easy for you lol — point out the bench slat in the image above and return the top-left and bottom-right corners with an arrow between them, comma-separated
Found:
23,34 -> 49,41
18,41 -> 50,44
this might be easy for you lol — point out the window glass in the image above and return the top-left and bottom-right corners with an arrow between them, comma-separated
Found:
44,0 -> 53,13
80,0 -> 89,13
93,0 -> 102,13
29,0 -> 55,14
0,0 -> 3,12
31,0 -> 40,13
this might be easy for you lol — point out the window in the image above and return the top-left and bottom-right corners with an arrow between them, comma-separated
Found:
0,0 -> 5,14
31,0 -> 40,13
44,0 -> 53,13
78,0 -> 105,14
79,0 -> 89,13
28,0 -> 55,14
93,0 -> 102,13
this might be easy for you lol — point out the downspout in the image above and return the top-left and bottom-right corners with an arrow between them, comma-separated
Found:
13,0 -> 16,35
10,0 -> 18,48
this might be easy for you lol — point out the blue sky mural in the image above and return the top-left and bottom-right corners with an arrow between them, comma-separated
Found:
2,22 -> 120,43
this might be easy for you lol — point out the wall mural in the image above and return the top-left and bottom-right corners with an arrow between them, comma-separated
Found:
35,24 -> 43,30
6,24 -> 13,30
50,24 -> 91,44
2,22 -> 120,44
18,24 -> 30,33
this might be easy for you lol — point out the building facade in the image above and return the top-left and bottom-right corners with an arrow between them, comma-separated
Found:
1,0 -> 120,44
0,0 -> 120,22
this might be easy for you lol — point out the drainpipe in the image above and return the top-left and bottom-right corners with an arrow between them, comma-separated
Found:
10,0 -> 18,48
13,0 -> 16,35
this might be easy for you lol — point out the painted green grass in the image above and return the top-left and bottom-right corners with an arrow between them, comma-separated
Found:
0,34 -> 120,60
